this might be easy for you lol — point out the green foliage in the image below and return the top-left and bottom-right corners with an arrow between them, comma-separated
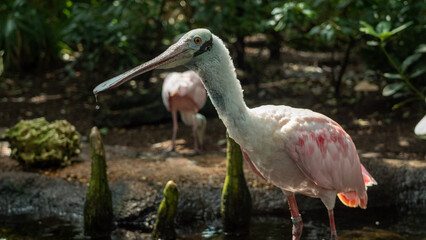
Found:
360,21 -> 413,43
190,0 -> 271,40
2,117 -> 81,168
360,20 -> 425,109
0,0 -> 65,71
62,0 -> 188,72
268,1 -> 315,46
189,0 -> 273,69
270,2 -> 315,31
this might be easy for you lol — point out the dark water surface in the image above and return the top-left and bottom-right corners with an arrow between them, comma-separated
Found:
0,206 -> 425,240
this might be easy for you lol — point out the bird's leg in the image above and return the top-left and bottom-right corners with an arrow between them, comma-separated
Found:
192,112 -> 199,153
328,209 -> 338,240
171,110 -> 178,151
285,192 -> 303,240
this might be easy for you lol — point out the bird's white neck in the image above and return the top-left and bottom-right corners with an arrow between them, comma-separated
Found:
186,35 -> 250,139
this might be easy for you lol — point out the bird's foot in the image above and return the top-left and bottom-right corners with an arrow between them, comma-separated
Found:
291,215 -> 303,240
330,230 -> 338,240
193,146 -> 203,155
167,146 -> 176,153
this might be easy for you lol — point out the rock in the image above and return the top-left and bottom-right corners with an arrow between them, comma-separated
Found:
360,157 -> 426,208
111,179 -> 160,232
0,172 -> 86,222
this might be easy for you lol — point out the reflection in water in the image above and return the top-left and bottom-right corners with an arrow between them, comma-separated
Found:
0,206 -> 425,240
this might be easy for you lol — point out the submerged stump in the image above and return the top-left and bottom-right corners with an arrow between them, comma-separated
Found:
152,180 -> 179,240
84,127 -> 113,238
221,133 -> 252,235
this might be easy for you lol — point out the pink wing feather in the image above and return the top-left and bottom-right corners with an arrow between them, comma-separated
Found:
285,115 -> 376,208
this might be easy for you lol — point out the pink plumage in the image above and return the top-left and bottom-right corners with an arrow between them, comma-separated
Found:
162,71 -> 206,112
239,105 -> 377,239
161,71 -> 207,152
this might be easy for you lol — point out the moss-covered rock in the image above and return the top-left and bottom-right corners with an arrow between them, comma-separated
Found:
2,117 -> 81,168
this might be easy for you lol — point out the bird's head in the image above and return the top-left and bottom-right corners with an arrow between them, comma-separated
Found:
93,28 -> 213,94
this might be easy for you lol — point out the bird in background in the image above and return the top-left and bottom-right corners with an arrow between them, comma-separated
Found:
161,71 -> 207,153
93,28 -> 377,240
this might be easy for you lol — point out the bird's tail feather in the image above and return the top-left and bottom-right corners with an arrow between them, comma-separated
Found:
337,164 -> 377,209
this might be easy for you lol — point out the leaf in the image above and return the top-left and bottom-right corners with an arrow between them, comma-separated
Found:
271,7 -> 283,15
320,24 -> 335,41
380,32 -> 393,41
389,21 -> 413,35
376,21 -> 391,34
359,21 -> 379,38
366,40 -> 379,46
401,53 -> 422,73
382,82 -> 405,96
383,73 -> 402,79
410,65 -> 426,78
5,18 -> 17,38
309,25 -> 320,35
415,44 -> 426,53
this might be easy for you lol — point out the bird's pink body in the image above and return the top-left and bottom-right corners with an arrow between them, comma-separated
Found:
239,105 -> 376,210
162,71 -> 206,112
161,71 -> 207,152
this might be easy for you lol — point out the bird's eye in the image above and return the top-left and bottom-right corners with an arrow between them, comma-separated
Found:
194,37 -> 202,45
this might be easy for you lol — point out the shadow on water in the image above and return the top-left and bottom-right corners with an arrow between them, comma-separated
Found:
0,206 -> 425,240
0,215 -> 82,240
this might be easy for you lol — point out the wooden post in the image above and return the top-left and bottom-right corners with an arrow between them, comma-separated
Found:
84,126 -> 113,238
152,180 -> 179,240
221,132 -> 252,235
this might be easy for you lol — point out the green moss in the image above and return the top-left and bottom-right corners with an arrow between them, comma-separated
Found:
152,180 -> 179,240
84,127 -> 113,238
2,117 -> 81,168
221,133 -> 252,235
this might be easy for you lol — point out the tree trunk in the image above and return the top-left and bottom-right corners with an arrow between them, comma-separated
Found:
334,38 -> 355,99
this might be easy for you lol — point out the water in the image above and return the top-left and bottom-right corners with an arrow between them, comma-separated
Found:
0,206 -> 425,240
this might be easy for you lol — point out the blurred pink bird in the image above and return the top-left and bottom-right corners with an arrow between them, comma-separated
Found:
93,29 -> 377,239
162,71 -> 207,152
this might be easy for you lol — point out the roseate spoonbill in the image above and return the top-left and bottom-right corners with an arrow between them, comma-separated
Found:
162,71 -> 207,152
93,29 -> 377,239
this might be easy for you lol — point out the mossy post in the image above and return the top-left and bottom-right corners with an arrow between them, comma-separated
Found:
221,132 -> 252,235
152,180 -> 179,240
84,126 -> 113,238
